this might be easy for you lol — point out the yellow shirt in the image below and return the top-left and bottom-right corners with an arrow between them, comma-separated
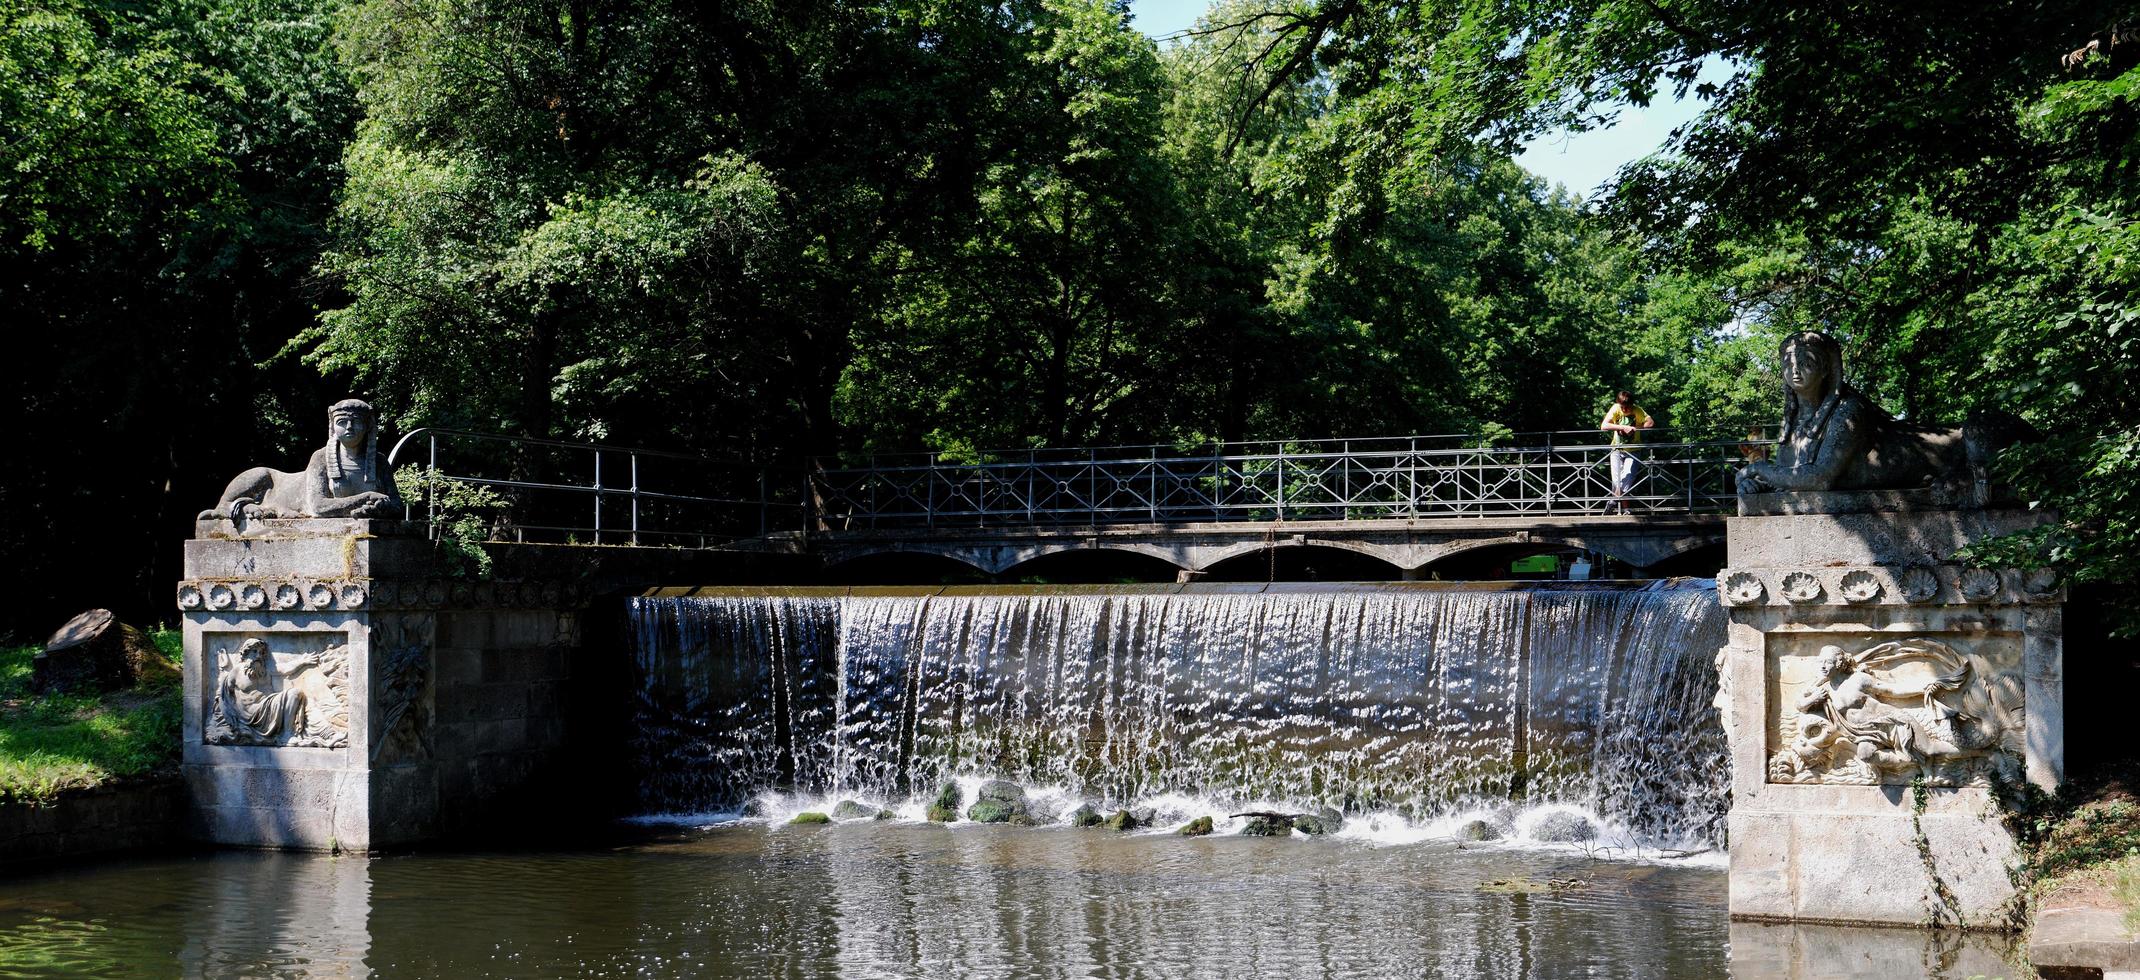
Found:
1605,404 -> 1650,446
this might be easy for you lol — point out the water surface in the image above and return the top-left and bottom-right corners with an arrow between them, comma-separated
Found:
0,822 -> 2025,979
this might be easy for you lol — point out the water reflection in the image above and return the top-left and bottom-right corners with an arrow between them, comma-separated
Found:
1727,921 -> 2027,979
0,825 -> 2032,979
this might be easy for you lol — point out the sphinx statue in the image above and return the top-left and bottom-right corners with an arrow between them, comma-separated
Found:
1736,332 -> 2033,505
201,398 -> 405,521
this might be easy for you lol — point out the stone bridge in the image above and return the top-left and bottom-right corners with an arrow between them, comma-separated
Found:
778,515 -> 1725,580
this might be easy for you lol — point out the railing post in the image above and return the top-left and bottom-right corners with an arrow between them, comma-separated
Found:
1149,446 -> 1158,524
592,449 -> 603,546
426,433 -> 439,539
1545,431 -> 1555,513
629,453 -> 641,547
1407,437 -> 1417,519
1088,449 -> 1097,529
1276,442 -> 1287,522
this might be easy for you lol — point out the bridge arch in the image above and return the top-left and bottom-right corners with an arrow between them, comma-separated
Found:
999,547 -> 1186,584
1200,543 -> 1408,582
821,549 -> 992,584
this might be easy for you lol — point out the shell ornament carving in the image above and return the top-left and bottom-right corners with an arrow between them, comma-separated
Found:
1959,568 -> 2001,602
306,583 -> 335,609
337,583 -> 369,609
2023,567 -> 2062,601
1722,572 -> 1766,605
1838,570 -> 1883,603
1780,571 -> 1824,603
236,584 -> 267,610
206,584 -> 236,610
271,583 -> 302,610
1898,568 -> 1940,603
177,584 -> 204,610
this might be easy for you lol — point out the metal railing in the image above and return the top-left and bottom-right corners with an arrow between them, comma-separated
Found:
385,428 -> 803,548
810,429 -> 1769,529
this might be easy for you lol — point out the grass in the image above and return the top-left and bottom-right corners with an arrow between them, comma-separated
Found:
0,628 -> 183,806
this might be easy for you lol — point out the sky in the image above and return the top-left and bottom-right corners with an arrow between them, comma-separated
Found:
1125,0 -> 1713,198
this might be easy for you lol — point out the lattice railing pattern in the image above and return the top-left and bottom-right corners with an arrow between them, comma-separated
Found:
812,434 -> 1758,529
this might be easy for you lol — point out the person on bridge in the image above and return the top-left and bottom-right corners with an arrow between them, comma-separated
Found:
1599,390 -> 1654,512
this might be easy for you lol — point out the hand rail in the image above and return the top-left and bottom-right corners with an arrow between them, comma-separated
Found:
385,427 -> 805,548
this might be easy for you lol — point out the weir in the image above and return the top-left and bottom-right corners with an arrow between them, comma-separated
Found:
627,582 -> 1730,848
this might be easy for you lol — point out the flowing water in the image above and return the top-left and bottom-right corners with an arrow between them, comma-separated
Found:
629,583 -> 1729,850
0,581 -> 2036,977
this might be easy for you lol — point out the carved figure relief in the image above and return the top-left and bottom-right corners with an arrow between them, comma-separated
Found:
206,637 -> 350,748
1735,331 -> 2034,504
370,619 -> 432,764
201,399 -> 404,521
1768,638 -> 2022,787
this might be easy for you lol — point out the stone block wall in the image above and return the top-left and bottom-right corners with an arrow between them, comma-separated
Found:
0,779 -> 185,867
178,518 -> 598,852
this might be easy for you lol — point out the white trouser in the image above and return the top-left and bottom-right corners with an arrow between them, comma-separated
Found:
1610,449 -> 1640,498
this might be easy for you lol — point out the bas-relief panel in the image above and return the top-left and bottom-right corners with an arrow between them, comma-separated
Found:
1764,631 -> 2024,788
202,631 -> 351,749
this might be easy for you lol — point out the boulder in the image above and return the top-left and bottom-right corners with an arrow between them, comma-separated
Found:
975,780 -> 1026,805
1103,809 -> 1140,831
927,781 -> 962,823
32,609 -> 151,695
967,799 -> 1021,823
1456,819 -> 1503,842
831,800 -> 878,821
1240,814 -> 1292,837
1067,804 -> 1104,828
1178,816 -> 1215,836
1130,807 -> 1157,826
1530,812 -> 1596,843
1292,809 -> 1344,836
789,812 -> 831,825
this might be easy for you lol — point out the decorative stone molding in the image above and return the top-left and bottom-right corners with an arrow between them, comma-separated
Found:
205,635 -> 350,749
179,578 -> 377,612
1837,570 -> 1882,603
1780,571 -> 1824,603
1713,566 -> 2063,607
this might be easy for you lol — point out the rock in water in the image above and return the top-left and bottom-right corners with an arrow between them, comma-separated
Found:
1067,804 -> 1103,828
1456,819 -> 1503,842
1291,809 -> 1343,836
32,609 -> 144,695
1103,809 -> 1139,831
967,799 -> 1020,823
1240,815 -> 1292,837
1178,816 -> 1215,836
831,800 -> 878,821
789,812 -> 831,825
927,781 -> 962,823
976,780 -> 1025,805
1530,812 -> 1596,843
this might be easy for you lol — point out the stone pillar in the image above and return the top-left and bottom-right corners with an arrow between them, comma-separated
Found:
1717,502 -> 2063,929
178,518 -> 436,851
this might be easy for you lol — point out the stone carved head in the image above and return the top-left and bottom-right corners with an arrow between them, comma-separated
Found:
327,399 -> 379,483
1779,332 -> 1842,423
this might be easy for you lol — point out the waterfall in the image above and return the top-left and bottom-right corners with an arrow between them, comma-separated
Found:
627,582 -> 1729,848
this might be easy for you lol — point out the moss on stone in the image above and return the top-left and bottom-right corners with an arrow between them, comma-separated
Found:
1068,804 -> 1103,827
1178,816 -> 1214,836
789,811 -> 831,825
967,799 -> 1019,823
1240,815 -> 1291,837
1103,809 -> 1139,831
926,803 -> 958,823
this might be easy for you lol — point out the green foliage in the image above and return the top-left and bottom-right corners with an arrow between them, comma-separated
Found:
396,464 -> 508,579
0,630 -> 183,806
2034,799 -> 2140,884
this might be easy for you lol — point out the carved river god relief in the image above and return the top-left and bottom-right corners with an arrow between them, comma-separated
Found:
204,634 -> 351,749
